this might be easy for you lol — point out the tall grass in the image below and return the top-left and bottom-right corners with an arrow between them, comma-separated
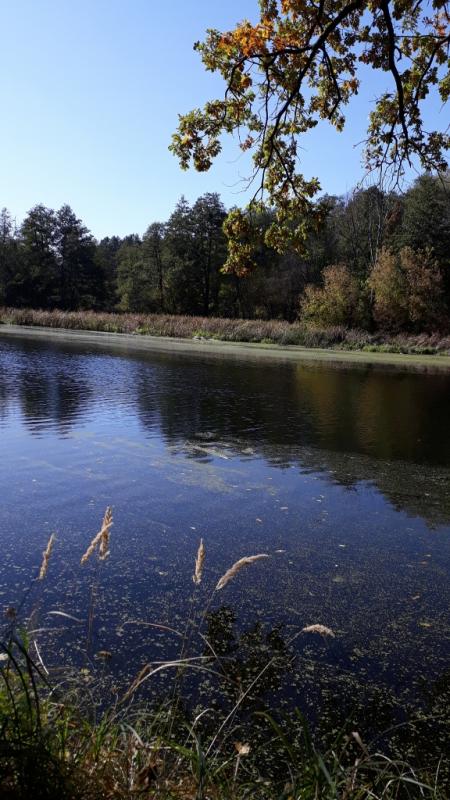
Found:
0,510 -> 447,798
2,306 -> 450,355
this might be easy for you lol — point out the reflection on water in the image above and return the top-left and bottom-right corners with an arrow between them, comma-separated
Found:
0,331 -> 449,754
1,333 -> 450,522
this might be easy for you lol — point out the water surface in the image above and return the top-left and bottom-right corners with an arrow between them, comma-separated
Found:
0,331 -> 449,753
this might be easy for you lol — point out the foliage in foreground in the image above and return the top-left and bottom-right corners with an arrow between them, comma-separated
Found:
0,643 -> 445,800
0,512 -> 448,799
171,0 -> 450,273
1,306 -> 450,357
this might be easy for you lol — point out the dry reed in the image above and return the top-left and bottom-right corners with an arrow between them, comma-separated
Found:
3,306 -> 450,355
81,507 -> 113,565
121,663 -> 152,704
302,624 -> 335,637
99,507 -> 113,560
215,554 -> 269,591
192,538 -> 205,585
38,533 -> 55,580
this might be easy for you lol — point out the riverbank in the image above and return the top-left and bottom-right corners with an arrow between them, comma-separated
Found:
2,317 -> 450,372
2,307 -> 450,356
2,656 -> 445,799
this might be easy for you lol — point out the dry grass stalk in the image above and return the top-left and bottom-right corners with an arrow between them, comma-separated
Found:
216,554 -> 269,591
38,534 -> 55,580
302,624 -> 335,637
81,507 -> 113,565
351,731 -> 369,756
80,529 -> 103,565
3,306 -> 450,355
192,538 -> 205,585
99,507 -> 113,560
121,663 -> 152,704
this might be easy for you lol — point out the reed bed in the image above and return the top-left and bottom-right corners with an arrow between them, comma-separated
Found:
2,306 -> 450,355
0,511 -> 447,799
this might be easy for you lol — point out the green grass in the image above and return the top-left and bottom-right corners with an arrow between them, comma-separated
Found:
1,634 -> 446,799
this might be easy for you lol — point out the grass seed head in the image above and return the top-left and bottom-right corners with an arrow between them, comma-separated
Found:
99,507 -> 113,560
81,507 -> 113,565
38,533 -> 55,580
302,624 -> 335,637
192,538 -> 206,585
216,554 -> 269,591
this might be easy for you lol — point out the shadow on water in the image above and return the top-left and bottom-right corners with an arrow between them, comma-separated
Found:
193,608 -> 450,778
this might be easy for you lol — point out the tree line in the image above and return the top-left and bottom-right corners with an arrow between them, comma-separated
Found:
0,173 -> 449,332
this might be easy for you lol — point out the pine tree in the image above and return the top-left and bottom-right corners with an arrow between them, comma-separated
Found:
55,205 -> 99,309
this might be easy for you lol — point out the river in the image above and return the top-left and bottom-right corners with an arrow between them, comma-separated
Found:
0,329 -> 449,757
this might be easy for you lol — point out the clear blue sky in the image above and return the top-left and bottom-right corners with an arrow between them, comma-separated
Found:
0,0 -> 446,239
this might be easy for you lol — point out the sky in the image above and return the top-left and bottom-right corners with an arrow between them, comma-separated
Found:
0,0 -> 447,240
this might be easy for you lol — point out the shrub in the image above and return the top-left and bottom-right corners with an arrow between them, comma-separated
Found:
300,265 -> 368,328
369,247 -> 448,333
368,248 -> 409,331
400,246 -> 447,332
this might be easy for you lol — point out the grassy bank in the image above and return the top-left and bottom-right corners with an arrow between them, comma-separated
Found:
1,307 -> 450,356
1,510 -> 448,799
2,647 -> 445,800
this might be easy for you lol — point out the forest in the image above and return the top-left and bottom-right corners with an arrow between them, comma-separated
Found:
1,172 -> 449,334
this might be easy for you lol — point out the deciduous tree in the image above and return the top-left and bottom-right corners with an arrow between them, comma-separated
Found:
300,263 -> 367,326
368,247 -> 409,330
171,0 -> 450,273
400,245 -> 447,330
